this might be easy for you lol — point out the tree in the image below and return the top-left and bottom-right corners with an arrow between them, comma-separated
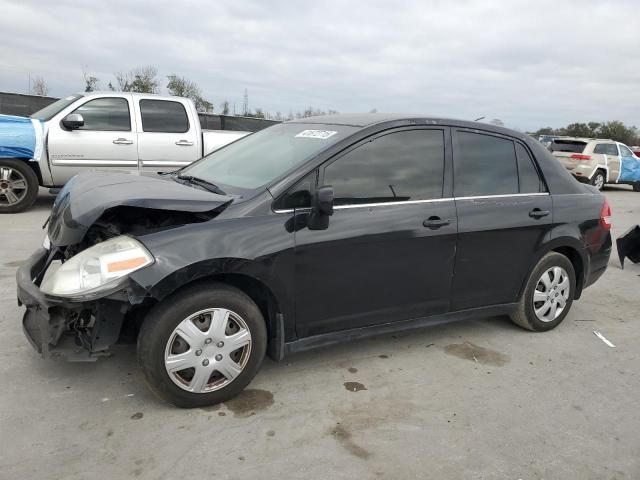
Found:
166,74 -> 212,112
220,100 -> 230,115
597,121 -> 638,146
562,123 -> 597,138
83,69 -> 100,92
114,66 -> 158,93
31,76 -> 48,96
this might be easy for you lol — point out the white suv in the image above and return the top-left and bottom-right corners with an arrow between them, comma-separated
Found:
550,138 -> 640,191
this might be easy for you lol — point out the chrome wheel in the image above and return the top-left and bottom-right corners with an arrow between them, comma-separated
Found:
593,173 -> 604,190
532,266 -> 570,322
0,167 -> 28,206
164,308 -> 252,393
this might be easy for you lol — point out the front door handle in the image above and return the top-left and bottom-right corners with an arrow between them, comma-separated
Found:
423,216 -> 451,229
529,208 -> 550,219
175,140 -> 194,146
113,138 -> 133,145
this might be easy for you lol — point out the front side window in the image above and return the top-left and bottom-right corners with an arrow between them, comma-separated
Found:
73,98 -> 130,131
140,100 -> 189,133
454,131 -> 518,197
323,129 -> 445,206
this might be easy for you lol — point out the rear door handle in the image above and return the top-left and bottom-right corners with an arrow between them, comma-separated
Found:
529,208 -> 550,219
423,216 -> 451,229
175,140 -> 194,146
113,138 -> 133,145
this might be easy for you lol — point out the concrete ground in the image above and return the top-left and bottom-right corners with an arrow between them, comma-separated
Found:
0,186 -> 639,480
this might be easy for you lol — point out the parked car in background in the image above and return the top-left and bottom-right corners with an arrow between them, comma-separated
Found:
550,137 -> 640,191
0,92 -> 249,213
538,134 -> 559,148
17,114 -> 612,407
631,146 -> 640,157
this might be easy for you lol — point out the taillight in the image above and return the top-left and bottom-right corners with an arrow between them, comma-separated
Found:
571,154 -> 591,160
600,198 -> 612,230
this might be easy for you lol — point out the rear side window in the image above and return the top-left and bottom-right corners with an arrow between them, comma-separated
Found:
453,131 -> 518,197
619,145 -> 633,157
594,143 -> 618,155
140,100 -> 189,133
323,129 -> 445,205
73,97 -> 130,131
550,140 -> 587,153
515,143 -> 545,193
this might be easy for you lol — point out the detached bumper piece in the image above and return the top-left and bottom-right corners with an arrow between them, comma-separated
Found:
16,248 -> 128,361
617,225 -> 640,269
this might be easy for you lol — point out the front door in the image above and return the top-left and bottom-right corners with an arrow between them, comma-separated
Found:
450,130 -> 552,310
292,128 -> 457,338
48,95 -> 138,185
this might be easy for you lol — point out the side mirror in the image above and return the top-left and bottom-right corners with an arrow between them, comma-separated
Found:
61,113 -> 84,130
308,185 -> 334,230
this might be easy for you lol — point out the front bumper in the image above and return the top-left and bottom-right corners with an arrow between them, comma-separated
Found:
17,248 -> 131,360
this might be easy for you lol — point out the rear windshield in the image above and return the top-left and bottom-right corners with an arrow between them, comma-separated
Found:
550,140 -> 587,153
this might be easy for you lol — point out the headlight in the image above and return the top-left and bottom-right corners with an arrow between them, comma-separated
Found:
40,236 -> 154,297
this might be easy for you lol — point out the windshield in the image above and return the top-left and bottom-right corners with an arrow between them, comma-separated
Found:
30,94 -> 83,121
181,122 -> 358,190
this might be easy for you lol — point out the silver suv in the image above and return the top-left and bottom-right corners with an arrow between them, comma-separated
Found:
550,138 -> 640,191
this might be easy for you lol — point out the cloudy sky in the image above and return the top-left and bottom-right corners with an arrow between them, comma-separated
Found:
1,0 -> 638,130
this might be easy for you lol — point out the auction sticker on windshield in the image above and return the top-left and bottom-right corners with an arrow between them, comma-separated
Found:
295,130 -> 337,139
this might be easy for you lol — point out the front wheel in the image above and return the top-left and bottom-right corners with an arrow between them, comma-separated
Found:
0,159 -> 39,213
633,183 -> 640,192
137,282 -> 267,408
510,252 -> 576,332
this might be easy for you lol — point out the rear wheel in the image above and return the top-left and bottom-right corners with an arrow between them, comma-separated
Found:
510,252 -> 576,332
137,282 -> 267,408
590,170 -> 605,191
0,160 -> 38,213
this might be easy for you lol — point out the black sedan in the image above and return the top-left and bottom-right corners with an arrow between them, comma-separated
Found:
17,114 -> 612,407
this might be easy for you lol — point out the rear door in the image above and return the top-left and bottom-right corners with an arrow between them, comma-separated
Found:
292,127 -> 458,337
136,98 -> 201,175
48,95 -> 137,185
451,130 -> 552,310
607,143 -> 621,181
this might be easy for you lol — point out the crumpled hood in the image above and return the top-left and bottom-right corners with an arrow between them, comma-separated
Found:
47,172 -> 233,246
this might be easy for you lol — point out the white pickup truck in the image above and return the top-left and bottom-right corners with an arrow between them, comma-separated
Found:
0,92 -> 249,212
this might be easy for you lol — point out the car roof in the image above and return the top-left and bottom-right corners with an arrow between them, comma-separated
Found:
287,113 -> 530,138
552,137 -> 617,143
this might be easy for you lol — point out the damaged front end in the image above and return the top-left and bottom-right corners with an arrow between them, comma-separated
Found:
17,172 -> 234,360
17,245 -> 152,361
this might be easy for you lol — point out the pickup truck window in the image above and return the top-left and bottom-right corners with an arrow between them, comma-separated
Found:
182,123 -> 358,190
140,100 -> 189,133
73,98 -> 131,131
30,94 -> 83,121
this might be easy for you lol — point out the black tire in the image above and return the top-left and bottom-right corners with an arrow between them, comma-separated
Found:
590,170 -> 606,191
0,159 -> 39,213
633,183 -> 640,192
510,252 -> 576,332
137,282 -> 267,408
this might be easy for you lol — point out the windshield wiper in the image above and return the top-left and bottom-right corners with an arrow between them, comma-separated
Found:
174,174 -> 227,195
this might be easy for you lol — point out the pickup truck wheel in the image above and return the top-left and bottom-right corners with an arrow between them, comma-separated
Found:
510,252 -> 576,332
590,170 -> 605,191
0,160 -> 38,213
137,282 -> 267,408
